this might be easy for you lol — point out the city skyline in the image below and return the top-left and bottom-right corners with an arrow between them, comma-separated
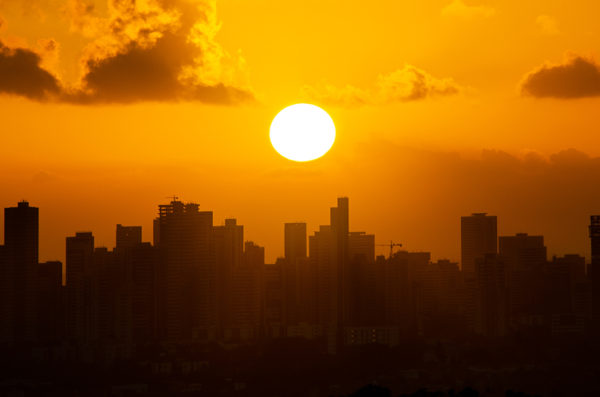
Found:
3,0 -> 600,394
0,194 -> 597,266
1,196 -> 595,344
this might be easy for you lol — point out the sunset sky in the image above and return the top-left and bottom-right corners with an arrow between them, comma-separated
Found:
2,0 -> 600,264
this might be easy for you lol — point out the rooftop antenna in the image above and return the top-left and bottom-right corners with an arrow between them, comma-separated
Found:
167,195 -> 180,202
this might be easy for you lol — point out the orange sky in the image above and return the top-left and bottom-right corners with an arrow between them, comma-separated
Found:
2,0 -> 600,264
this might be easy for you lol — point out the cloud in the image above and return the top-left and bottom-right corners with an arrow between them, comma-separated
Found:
441,0 -> 495,19
0,0 -> 254,104
520,56 -> 600,99
302,65 -> 463,107
0,41 -> 61,100
536,15 -> 560,36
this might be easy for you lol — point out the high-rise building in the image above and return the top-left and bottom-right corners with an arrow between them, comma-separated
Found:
285,223 -> 307,262
116,224 -> 142,251
154,200 -> 215,342
383,251 -> 430,335
214,218 -> 244,337
263,260 -> 284,337
347,232 -> 375,326
225,241 -> 263,340
590,216 -> 600,330
66,232 -> 95,343
129,242 -> 159,345
308,198 -> 350,353
281,223 -> 308,329
473,254 -> 507,337
36,261 -> 64,345
499,233 -> 547,328
461,213 -> 497,275
1,201 -> 39,344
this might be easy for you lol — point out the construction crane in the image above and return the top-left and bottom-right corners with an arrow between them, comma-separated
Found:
376,241 -> 403,259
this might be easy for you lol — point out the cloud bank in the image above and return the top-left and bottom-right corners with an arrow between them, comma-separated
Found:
0,0 -> 253,104
521,56 -> 600,99
302,65 -> 463,107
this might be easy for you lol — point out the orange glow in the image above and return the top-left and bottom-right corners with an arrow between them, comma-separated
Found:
1,0 -> 600,265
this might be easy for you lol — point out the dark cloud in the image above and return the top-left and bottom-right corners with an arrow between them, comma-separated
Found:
68,32 -> 252,104
521,56 -> 600,99
0,0 -> 254,104
0,41 -> 61,100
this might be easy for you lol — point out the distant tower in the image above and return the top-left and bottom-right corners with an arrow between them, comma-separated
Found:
214,218 -> 244,336
154,200 -> 215,342
590,216 -> 600,330
499,233 -> 546,326
461,213 -> 497,275
284,223 -> 307,262
309,197 -> 350,353
116,224 -> 142,251
1,201 -> 39,343
66,232 -> 95,343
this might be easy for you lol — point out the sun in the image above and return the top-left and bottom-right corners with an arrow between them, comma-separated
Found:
270,104 -> 336,162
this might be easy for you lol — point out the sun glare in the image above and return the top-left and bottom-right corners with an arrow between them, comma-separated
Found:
270,104 -> 336,162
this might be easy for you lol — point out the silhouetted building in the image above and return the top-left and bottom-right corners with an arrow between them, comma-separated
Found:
285,222 -> 307,262
263,261 -> 284,337
129,242 -> 159,345
226,241 -> 263,340
499,233 -> 547,329
36,261 -> 64,345
383,251 -> 430,336
547,254 -> 589,335
590,216 -> 600,331
214,218 -> 244,337
347,232 -> 375,326
116,224 -> 142,251
155,200 -> 215,342
473,254 -> 507,337
461,213 -> 497,275
1,201 -> 38,344
414,259 -> 465,337
66,232 -> 95,344
281,223 -> 308,329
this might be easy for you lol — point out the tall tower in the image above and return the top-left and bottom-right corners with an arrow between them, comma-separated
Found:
155,200 -> 215,342
499,233 -> 546,326
590,216 -> 600,330
66,232 -> 95,343
461,213 -> 497,275
309,198 -> 350,353
331,197 -> 350,327
285,223 -> 307,262
1,201 -> 39,344
116,224 -> 142,251
214,218 -> 244,336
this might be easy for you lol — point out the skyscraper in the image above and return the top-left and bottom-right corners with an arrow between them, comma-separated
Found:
154,200 -> 215,342
284,223 -> 307,262
36,261 -> 63,345
1,201 -> 39,343
473,254 -> 507,337
499,233 -> 547,328
66,232 -> 95,343
116,224 -> 142,251
214,218 -> 244,337
461,213 -> 497,275
590,216 -> 600,330
309,197 -> 350,353
282,222 -> 307,330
